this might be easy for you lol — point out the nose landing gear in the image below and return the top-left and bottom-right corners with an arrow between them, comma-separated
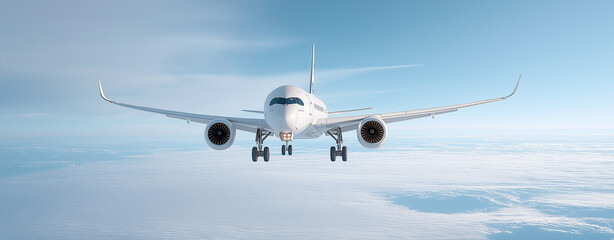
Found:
281,143 -> 293,156
327,127 -> 347,162
252,129 -> 271,162
280,132 -> 293,156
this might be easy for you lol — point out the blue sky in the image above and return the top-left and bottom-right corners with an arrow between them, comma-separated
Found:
1,0 -> 613,144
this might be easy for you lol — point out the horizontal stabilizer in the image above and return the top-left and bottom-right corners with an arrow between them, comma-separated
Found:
328,107 -> 374,115
242,110 -> 264,114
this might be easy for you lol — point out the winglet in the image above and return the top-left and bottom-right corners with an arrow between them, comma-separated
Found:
98,80 -> 113,103
501,74 -> 521,100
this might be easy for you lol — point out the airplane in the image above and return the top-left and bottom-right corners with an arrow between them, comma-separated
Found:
98,44 -> 520,162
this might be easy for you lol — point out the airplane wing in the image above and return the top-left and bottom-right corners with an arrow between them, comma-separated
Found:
98,81 -> 270,133
317,75 -> 521,132
328,107 -> 374,115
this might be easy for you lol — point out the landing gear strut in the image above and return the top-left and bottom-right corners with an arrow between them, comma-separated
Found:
252,128 -> 271,162
327,127 -> 347,162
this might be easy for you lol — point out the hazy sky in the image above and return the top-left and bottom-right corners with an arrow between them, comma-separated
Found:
1,0 -> 613,143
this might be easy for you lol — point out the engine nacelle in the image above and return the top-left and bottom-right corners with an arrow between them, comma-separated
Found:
357,118 -> 388,149
204,119 -> 236,150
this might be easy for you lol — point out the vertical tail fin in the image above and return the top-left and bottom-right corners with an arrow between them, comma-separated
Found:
309,44 -> 315,95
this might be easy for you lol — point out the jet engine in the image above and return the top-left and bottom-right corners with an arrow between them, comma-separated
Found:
204,119 -> 236,150
357,118 -> 388,149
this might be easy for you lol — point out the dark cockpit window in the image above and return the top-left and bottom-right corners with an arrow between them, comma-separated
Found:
269,97 -> 305,106
287,97 -> 305,106
295,98 -> 304,106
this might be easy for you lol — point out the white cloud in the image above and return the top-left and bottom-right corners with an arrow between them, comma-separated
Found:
316,64 -> 420,83
530,192 -> 614,209
1,138 -> 613,239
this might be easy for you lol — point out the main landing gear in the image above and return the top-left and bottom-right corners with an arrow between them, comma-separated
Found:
252,128 -> 271,162
327,127 -> 347,162
281,143 -> 293,156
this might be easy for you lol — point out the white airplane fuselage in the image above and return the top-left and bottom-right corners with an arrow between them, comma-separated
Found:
264,85 -> 327,140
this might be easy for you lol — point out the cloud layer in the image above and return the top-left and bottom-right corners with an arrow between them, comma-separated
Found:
1,136 -> 613,239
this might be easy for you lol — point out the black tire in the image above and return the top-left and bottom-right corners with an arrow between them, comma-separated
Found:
341,146 -> 347,162
330,146 -> 336,162
263,147 -> 270,162
288,145 -> 293,155
252,147 -> 258,162
281,145 -> 286,155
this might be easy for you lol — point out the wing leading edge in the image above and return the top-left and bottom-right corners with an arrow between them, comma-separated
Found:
98,81 -> 270,133
318,75 -> 521,132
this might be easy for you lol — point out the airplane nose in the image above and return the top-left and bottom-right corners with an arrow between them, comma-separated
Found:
284,109 -> 297,130
265,98 -> 307,133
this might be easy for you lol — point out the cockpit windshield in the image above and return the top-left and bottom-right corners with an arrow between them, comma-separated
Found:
269,97 -> 304,106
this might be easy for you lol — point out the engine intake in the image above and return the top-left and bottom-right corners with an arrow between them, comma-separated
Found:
357,118 -> 387,148
205,119 -> 236,150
